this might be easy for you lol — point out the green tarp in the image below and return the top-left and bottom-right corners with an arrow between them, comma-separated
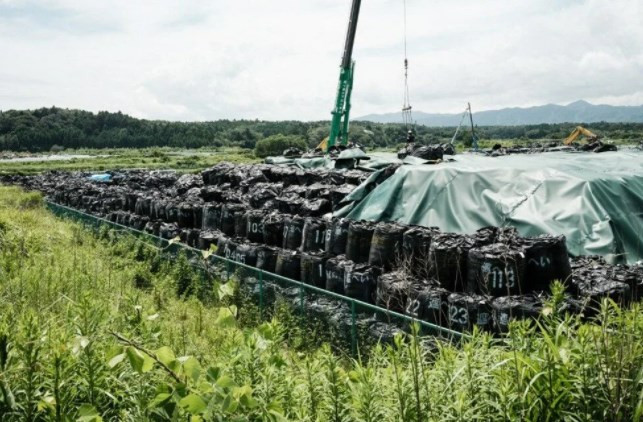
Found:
340,150 -> 643,264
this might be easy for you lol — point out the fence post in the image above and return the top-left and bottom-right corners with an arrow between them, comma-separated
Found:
299,285 -> 305,315
351,300 -> 357,357
259,269 -> 264,320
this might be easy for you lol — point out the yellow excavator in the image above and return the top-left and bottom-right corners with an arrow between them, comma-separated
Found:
563,126 -> 601,145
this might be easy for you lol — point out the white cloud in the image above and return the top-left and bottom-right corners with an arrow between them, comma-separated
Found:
0,0 -> 641,121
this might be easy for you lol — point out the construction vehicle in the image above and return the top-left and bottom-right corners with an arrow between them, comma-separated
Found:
325,0 -> 361,152
563,126 -> 601,145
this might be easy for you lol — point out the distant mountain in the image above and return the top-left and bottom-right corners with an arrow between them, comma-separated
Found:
356,100 -> 643,126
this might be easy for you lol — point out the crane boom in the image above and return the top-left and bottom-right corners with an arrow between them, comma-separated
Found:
327,0 -> 362,151
563,126 -> 600,145
467,102 -> 479,151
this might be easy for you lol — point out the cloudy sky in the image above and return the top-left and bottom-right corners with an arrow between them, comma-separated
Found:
1,0 -> 641,121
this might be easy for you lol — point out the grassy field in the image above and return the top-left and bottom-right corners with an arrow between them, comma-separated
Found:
0,185 -> 641,421
0,147 -> 258,175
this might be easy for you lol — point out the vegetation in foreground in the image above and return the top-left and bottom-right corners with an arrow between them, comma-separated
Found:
0,186 -> 641,421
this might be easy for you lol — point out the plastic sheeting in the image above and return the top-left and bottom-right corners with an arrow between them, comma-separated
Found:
264,150 -> 402,171
340,151 -> 643,264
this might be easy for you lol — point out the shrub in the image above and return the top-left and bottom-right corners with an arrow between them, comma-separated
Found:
254,134 -> 308,158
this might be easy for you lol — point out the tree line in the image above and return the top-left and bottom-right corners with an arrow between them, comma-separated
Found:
1,107 -> 642,152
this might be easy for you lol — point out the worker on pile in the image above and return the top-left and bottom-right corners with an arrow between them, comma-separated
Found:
406,129 -> 416,144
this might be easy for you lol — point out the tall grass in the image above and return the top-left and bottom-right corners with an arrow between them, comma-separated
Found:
0,185 -> 640,421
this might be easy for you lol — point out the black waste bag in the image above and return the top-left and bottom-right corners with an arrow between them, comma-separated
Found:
329,184 -> 356,210
447,293 -> 492,332
282,215 -> 306,250
248,183 -> 282,209
198,230 -> 223,251
262,213 -> 286,247
300,252 -> 327,288
217,237 -> 238,261
305,183 -> 332,200
578,280 -> 631,311
125,193 -> 138,212
402,226 -> 440,278
296,169 -> 325,186
466,243 -> 526,297
407,285 -> 450,327
151,199 -> 167,220
256,245 -> 280,273
134,197 -> 151,216
516,235 -> 572,291
144,221 -> 161,237
376,271 -> 412,313
221,204 -> 247,236
165,203 -> 179,223
429,233 -> 475,291
276,194 -> 304,215
346,220 -> 376,264
128,215 -> 144,230
202,203 -> 223,231
368,223 -> 408,271
344,170 -> 367,186
160,223 -> 180,240
473,227 -> 498,246
325,255 -> 350,294
115,212 -> 129,226
200,186 -> 226,202
221,189 -> 244,205
239,168 -> 270,192
177,204 -> 195,228
275,250 -> 302,281
268,167 -> 298,186
306,297 -> 342,325
192,205 -> 203,229
491,295 -> 544,333
473,226 -> 519,246
301,218 -> 327,253
175,174 -> 203,194
242,277 -> 280,307
367,321 -> 404,345
325,218 -> 351,256
411,145 -> 444,161
180,229 -> 200,248
441,143 -> 456,155
233,242 -> 258,267
344,263 -> 380,304
234,212 -> 248,238
328,172 -> 346,185
607,264 -> 643,301
245,210 -> 266,243
300,199 -> 332,217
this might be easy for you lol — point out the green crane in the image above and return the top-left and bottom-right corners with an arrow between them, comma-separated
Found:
325,0 -> 362,152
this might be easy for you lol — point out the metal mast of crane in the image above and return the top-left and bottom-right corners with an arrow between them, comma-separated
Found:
402,0 -> 413,129
450,102 -> 479,151
326,0 -> 362,151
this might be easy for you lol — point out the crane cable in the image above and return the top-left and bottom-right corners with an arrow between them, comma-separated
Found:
402,0 -> 413,130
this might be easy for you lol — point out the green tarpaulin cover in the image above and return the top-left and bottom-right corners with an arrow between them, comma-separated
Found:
340,150 -> 643,264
